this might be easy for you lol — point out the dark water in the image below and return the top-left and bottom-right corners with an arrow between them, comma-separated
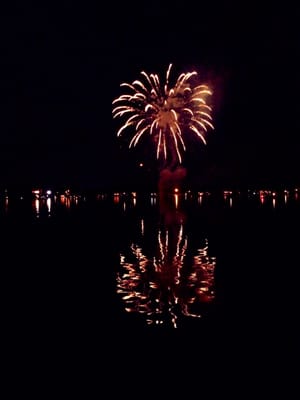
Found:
1,188 -> 298,386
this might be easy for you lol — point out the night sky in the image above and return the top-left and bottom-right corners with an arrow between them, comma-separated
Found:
0,1 -> 299,189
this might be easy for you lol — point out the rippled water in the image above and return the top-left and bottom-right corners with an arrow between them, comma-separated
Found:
1,187 -> 300,335
117,196 -> 216,328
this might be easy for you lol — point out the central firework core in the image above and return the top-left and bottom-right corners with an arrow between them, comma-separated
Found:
112,63 -> 214,169
157,107 -> 176,129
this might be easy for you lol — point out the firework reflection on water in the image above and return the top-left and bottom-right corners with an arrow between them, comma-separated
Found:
116,195 -> 216,328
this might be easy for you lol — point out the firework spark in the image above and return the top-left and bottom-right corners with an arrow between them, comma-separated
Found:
112,64 -> 214,166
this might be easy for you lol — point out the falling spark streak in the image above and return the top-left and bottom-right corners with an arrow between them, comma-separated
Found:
198,105 -> 212,113
192,118 -> 208,132
197,111 -> 212,120
130,126 -> 149,148
117,122 -> 133,137
136,119 -> 146,131
120,83 -> 136,91
190,126 -> 207,145
157,129 -> 162,159
170,126 -> 182,164
132,80 -> 148,92
112,63 -> 214,165
191,98 -> 206,104
150,120 -> 156,135
166,63 -> 172,84
183,108 -> 194,116
113,108 -> 136,118
163,136 -> 167,159
133,93 -> 146,100
112,95 -> 131,104
174,122 -> 186,150
197,89 -> 212,95
171,109 -> 178,121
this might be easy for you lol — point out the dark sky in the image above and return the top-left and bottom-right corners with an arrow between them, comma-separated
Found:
0,1 -> 299,189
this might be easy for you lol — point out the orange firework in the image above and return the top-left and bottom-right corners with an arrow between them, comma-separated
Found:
112,63 -> 214,166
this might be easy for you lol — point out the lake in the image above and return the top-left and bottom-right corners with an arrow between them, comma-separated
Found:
1,187 -> 299,363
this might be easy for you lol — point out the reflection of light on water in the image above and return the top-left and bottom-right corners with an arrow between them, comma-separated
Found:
113,193 -> 120,204
32,189 -> 40,199
192,245 -> 216,304
132,192 -> 137,207
258,190 -> 283,206
31,189 -> 81,215
141,219 -> 144,236
223,190 -> 232,198
223,191 -> 233,207
198,192 -> 203,205
117,230 -> 216,328
175,224 -> 183,257
34,199 -> 40,217
96,193 -> 107,201
47,198 -> 52,214
174,193 -> 179,209
150,192 -> 157,206
272,197 -> 276,208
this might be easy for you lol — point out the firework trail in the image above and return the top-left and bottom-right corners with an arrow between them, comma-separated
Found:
112,64 -> 214,167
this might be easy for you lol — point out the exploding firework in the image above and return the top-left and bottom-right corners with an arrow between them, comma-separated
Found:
112,64 -> 214,167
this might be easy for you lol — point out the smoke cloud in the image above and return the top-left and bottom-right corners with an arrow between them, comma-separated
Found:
158,166 -> 187,193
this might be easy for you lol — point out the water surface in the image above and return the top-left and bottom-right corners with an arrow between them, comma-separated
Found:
1,188 -> 299,341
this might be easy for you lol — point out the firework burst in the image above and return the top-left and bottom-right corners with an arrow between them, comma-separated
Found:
112,64 -> 214,167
